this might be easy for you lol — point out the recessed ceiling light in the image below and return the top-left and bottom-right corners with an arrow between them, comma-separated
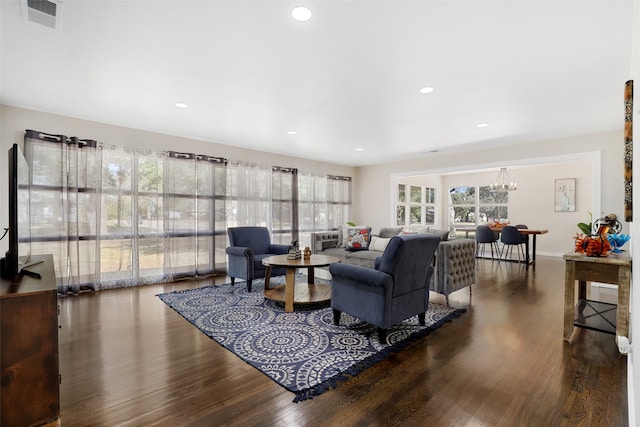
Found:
419,86 -> 434,94
477,123 -> 489,128
355,148 -> 365,152
175,102 -> 188,109
287,131 -> 297,135
291,6 -> 312,22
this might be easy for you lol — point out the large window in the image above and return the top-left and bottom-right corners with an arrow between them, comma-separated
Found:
449,185 -> 508,227
396,184 -> 436,227
25,130 -> 351,292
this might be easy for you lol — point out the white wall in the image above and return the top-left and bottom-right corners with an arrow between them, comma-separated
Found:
0,105 -> 357,254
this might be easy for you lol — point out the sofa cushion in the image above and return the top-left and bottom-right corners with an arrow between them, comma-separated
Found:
346,227 -> 372,251
377,226 -> 404,238
344,249 -> 382,267
321,247 -> 350,259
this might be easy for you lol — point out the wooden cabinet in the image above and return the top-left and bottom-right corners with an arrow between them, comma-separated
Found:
1,255 -> 59,426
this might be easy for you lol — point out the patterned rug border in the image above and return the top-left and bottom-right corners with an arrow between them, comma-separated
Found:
157,279 -> 466,402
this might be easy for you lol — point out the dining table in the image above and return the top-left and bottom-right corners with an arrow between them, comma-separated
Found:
455,225 -> 549,266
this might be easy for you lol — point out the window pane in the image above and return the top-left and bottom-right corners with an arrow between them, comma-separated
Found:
410,206 -> 422,224
426,187 -> 435,204
480,186 -> 508,204
398,184 -> 406,202
479,206 -> 509,223
102,151 -> 132,191
100,239 -> 133,278
138,158 -> 163,193
410,186 -> 422,203
450,186 -> 475,204
396,206 -> 406,226
139,237 -> 164,274
196,235 -> 214,273
453,207 -> 475,225
425,208 -> 435,224
31,144 -> 62,186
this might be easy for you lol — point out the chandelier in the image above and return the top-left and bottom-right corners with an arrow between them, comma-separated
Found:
490,167 -> 518,191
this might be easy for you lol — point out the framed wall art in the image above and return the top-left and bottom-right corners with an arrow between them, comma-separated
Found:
555,178 -> 576,212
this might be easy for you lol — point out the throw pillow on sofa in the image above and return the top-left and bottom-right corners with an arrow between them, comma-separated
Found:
338,224 -> 368,247
369,235 -> 391,252
346,227 -> 372,251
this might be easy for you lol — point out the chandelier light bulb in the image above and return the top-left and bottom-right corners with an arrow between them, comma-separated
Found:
490,167 -> 517,191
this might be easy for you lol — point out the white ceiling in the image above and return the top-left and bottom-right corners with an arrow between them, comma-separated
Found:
0,1 -> 634,167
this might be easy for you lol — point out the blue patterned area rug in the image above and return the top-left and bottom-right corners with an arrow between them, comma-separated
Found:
157,277 -> 465,402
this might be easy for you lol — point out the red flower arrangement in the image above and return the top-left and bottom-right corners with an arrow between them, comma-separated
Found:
488,220 -> 509,228
574,233 -> 611,257
574,212 -> 613,257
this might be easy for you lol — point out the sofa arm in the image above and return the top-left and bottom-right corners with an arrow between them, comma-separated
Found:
311,231 -> 340,253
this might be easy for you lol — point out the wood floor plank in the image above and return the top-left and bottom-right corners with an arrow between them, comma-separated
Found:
57,257 -> 628,426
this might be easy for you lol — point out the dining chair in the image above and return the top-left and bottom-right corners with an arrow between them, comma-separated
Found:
514,224 -> 529,245
476,225 -> 500,259
500,225 -> 526,262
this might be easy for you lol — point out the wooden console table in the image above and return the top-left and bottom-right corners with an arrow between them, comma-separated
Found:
563,251 -> 632,342
1,254 -> 59,426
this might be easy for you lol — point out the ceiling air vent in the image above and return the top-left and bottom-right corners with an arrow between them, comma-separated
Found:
21,0 -> 62,30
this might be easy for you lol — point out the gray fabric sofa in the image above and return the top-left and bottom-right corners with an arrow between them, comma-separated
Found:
311,227 -> 476,305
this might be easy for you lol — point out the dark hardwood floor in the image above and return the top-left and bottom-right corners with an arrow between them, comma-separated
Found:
57,256 -> 628,426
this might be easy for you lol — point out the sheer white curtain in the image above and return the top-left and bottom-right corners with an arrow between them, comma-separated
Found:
25,132 -> 225,293
297,172 -> 329,248
196,155 -> 227,274
225,161 -> 272,228
271,167 -> 296,245
25,129 -> 351,292
25,131 -> 102,294
297,172 -> 351,248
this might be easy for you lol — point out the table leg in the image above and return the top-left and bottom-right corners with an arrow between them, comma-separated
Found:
532,235 -> 538,263
577,280 -> 586,300
264,266 -> 272,290
564,260 -> 576,341
617,265 -> 631,339
284,267 -> 296,313
308,266 -> 315,284
525,235 -> 531,266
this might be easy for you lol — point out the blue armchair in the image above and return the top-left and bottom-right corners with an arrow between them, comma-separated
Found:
226,227 -> 291,292
329,234 -> 441,343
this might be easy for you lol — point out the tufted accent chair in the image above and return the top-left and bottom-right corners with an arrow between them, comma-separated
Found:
431,239 -> 476,305
225,227 -> 291,292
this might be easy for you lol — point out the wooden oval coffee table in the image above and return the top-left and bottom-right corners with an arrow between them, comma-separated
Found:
262,254 -> 340,312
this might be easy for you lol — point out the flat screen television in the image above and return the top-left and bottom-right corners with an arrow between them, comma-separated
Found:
1,143 -> 34,280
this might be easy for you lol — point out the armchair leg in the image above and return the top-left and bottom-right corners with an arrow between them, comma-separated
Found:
418,312 -> 426,326
247,280 -> 252,293
332,309 -> 341,326
230,277 -> 235,286
377,328 -> 388,344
